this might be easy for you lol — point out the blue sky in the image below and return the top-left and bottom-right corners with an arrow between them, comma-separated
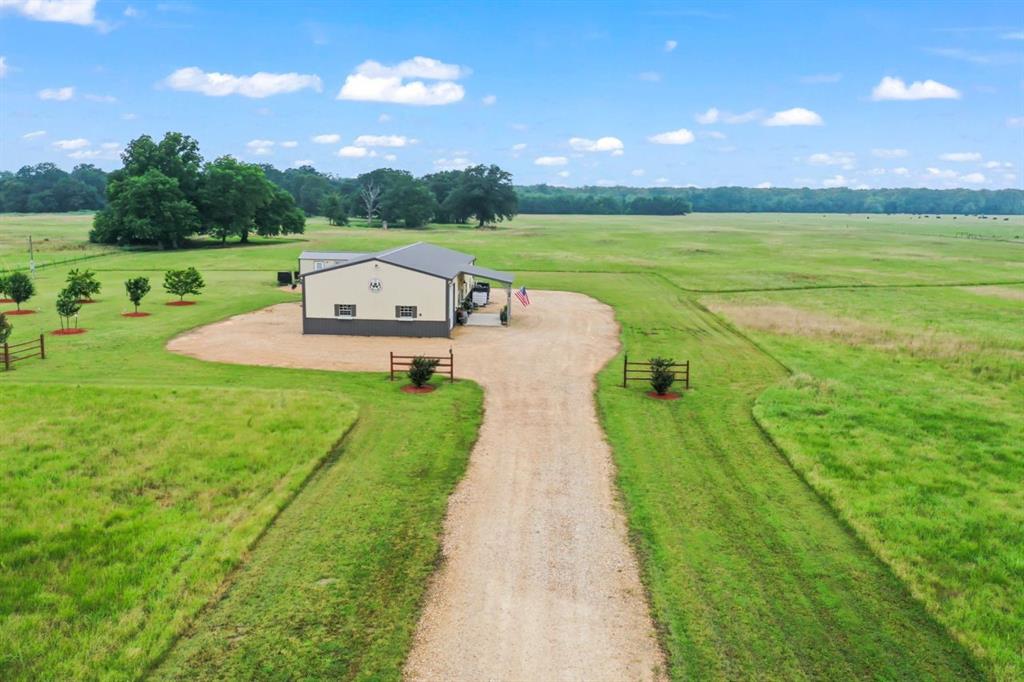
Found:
1,0 -> 1022,190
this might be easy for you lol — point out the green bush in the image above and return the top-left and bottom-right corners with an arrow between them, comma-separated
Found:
124,277 -> 151,313
65,269 -> 102,301
7,272 -> 35,311
0,273 -> 10,299
56,288 -> 82,329
163,267 -> 205,301
649,356 -> 676,395
408,356 -> 440,388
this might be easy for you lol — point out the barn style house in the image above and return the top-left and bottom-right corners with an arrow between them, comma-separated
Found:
299,243 -> 515,337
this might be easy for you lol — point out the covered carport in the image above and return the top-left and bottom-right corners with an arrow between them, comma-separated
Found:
458,265 -> 515,328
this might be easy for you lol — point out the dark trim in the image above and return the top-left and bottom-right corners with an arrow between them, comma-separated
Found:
303,317 -> 450,338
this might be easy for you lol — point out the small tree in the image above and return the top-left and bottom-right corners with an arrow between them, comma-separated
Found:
649,357 -> 676,396
408,356 -> 440,388
0,312 -> 11,344
56,287 -> 82,329
66,268 -> 102,301
7,272 -> 35,311
163,267 -> 205,301
0,273 -> 10,300
125,276 -> 151,313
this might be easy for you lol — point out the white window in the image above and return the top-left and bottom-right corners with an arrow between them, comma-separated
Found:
334,304 -> 356,318
396,305 -> 417,319
314,261 -> 325,271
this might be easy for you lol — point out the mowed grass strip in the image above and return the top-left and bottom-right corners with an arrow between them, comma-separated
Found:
0,383 -> 357,680
707,286 -> 1024,678
153,386 -> 482,680
524,272 -> 981,680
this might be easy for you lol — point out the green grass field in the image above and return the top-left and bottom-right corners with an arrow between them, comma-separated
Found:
1,212 -> 1021,679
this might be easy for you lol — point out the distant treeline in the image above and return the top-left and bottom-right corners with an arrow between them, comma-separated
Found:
517,185 -> 1024,215
4,161 -> 1023,215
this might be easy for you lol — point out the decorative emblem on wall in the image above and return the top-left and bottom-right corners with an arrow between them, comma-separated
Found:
368,278 -> 383,293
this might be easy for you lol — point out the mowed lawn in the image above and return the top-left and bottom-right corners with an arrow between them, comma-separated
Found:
0,245 -> 482,680
1,212 -> 1021,679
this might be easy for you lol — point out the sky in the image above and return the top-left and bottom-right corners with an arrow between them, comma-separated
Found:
1,0 -> 1022,190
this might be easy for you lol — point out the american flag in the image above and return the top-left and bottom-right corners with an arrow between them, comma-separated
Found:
514,286 -> 531,306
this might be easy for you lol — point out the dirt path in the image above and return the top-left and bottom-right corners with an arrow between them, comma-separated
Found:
168,291 -> 665,681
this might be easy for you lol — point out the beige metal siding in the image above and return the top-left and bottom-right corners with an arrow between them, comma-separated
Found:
299,258 -> 345,275
305,260 -> 448,322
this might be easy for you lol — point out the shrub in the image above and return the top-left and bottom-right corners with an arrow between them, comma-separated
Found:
56,288 -> 82,329
124,277 -> 151,313
0,312 -> 11,345
66,269 -> 102,301
7,272 -> 35,310
500,305 -> 509,324
408,356 -> 440,388
163,267 -> 205,301
649,356 -> 676,395
0,273 -> 10,299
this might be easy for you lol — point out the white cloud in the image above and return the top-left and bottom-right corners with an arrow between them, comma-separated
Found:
0,56 -> 8,78
312,133 -> 341,144
164,67 -> 323,98
764,107 -> 823,126
338,146 -> 369,158
434,156 -> 472,170
378,113 -> 392,123
291,159 -> 313,168
121,112 -> 137,120
631,169 -> 645,177
755,182 -> 773,188
648,128 -> 695,144
806,151 -> 855,168
800,73 -> 842,84
246,139 -> 275,155
695,107 -> 719,124
1008,116 -> 1024,128
638,71 -> 661,82
1003,32 -> 1024,40
511,143 -> 527,151
337,56 -> 467,106
983,160 -> 1013,169
39,86 -> 74,101
611,149 -> 624,157
664,39 -> 678,52
22,130 -> 46,139
595,179 -> 616,187
535,156 -> 568,166
892,167 -> 910,176
124,5 -> 138,17
926,167 -> 958,179
723,109 -> 762,124
353,134 -> 414,147
481,94 -> 497,106
2,0 -> 98,26
960,172 -> 986,184
939,152 -> 981,162
703,131 -> 727,140
821,174 -> 849,188
382,153 -> 397,162
280,140 -> 298,148
84,93 -> 117,103
872,148 -> 908,158
655,177 -> 669,185
870,76 -> 960,101
867,168 -> 887,176
52,138 -> 89,150
569,136 -> 624,153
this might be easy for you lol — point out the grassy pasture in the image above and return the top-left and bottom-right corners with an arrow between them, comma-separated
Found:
1,211 -> 1021,679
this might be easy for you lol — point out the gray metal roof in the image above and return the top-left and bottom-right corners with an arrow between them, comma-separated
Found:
302,242 -> 514,283
299,251 -> 367,260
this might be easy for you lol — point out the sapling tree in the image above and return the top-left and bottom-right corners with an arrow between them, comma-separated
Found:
408,356 -> 440,388
124,276 -> 151,313
649,356 -> 676,396
65,269 -> 102,301
0,312 -> 11,345
0,273 -> 11,300
163,267 -> 205,301
56,287 -> 82,329
7,272 -> 35,311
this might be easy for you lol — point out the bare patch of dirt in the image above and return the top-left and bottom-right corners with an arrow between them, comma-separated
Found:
167,291 -> 666,681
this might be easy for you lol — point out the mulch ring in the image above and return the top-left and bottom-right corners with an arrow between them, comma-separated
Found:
0,298 -> 13,303
76,299 -> 99,304
4,309 -> 36,315
402,384 -> 437,394
122,312 -> 151,317
166,301 -> 197,306
52,328 -> 87,336
647,391 -> 681,401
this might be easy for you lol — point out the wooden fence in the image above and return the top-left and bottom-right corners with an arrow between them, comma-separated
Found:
622,354 -> 690,390
389,349 -> 454,383
2,334 -> 46,371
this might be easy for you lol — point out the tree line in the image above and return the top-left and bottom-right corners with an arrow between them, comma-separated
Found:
517,184 -> 1024,215
0,163 -> 107,212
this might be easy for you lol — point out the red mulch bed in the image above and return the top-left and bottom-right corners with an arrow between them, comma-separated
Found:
76,299 -> 98,304
52,328 -> 87,336
0,298 -> 13,303
401,384 -> 437,394
4,309 -> 36,315
166,301 -> 197,306
647,391 -> 681,401
122,312 -> 151,317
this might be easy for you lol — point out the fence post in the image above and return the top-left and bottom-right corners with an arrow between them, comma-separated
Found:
684,360 -> 689,390
3,342 -> 8,371
39,333 -> 45,360
449,348 -> 454,383
389,351 -> 394,381
622,352 -> 628,388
